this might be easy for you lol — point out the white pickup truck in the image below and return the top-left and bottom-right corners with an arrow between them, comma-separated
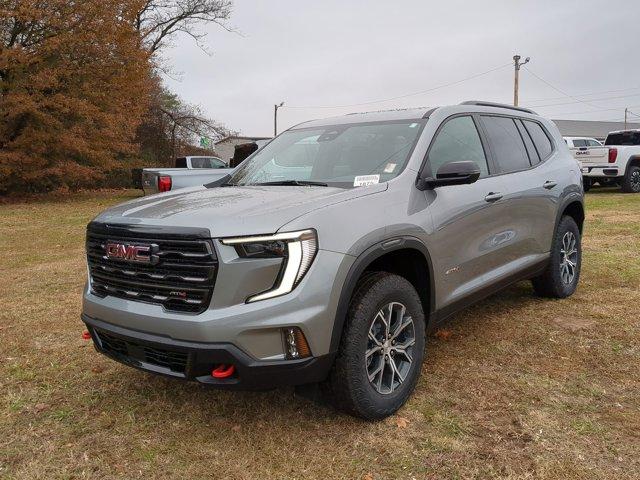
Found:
578,130 -> 640,193
141,156 -> 233,195
564,137 -> 609,191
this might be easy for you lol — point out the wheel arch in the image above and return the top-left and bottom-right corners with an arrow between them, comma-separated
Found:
329,237 -> 435,354
625,155 -> 640,173
560,198 -> 585,234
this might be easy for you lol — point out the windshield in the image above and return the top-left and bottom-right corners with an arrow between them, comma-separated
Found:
225,120 -> 426,187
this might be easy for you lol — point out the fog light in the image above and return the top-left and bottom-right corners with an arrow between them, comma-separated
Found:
283,327 -> 311,359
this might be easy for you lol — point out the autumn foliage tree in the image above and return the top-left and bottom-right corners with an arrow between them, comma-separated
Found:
0,0 -> 153,193
0,0 -> 233,194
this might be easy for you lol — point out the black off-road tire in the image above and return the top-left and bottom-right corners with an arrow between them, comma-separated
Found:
531,216 -> 581,298
323,272 -> 425,420
582,178 -> 591,192
621,164 -> 640,193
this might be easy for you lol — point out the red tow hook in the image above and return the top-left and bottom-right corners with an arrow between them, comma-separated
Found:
211,364 -> 235,379
81,330 -> 91,340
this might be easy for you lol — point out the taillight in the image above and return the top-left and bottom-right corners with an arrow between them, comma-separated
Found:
158,175 -> 172,192
608,148 -> 618,163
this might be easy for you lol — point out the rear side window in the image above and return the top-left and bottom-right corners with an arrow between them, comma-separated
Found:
427,116 -> 489,177
587,139 -> 602,147
481,116 -> 530,173
191,157 -> 226,168
523,121 -> 553,159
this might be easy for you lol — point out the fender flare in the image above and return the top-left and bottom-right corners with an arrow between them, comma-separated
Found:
328,236 -> 435,354
624,155 -> 640,177
553,192 -> 585,240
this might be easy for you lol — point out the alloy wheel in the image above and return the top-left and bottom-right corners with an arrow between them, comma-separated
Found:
366,302 -> 416,395
631,169 -> 640,192
559,231 -> 578,285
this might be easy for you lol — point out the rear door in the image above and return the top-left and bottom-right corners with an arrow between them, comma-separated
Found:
479,115 -> 559,269
424,114 -> 511,310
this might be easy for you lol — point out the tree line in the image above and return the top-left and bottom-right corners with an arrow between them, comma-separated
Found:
0,0 -> 233,194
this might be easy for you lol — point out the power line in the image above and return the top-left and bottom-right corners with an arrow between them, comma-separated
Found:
529,92 -> 640,108
284,62 -> 512,109
550,105 -> 640,116
525,86 -> 640,103
522,66 -> 604,110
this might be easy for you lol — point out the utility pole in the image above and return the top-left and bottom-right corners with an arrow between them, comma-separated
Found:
274,101 -> 284,136
625,108 -> 628,130
513,55 -> 530,106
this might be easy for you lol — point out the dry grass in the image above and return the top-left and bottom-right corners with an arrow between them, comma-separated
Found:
1,189 -> 639,479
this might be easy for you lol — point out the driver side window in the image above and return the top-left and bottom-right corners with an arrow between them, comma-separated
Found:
428,116 -> 489,178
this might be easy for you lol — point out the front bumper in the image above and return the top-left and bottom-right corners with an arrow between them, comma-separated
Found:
83,314 -> 333,389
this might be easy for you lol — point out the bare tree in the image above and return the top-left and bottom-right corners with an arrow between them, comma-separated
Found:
132,1 -> 235,164
135,0 -> 233,54
138,79 -> 233,164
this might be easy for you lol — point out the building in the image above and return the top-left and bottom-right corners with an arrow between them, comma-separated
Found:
214,135 -> 272,164
552,119 -> 640,142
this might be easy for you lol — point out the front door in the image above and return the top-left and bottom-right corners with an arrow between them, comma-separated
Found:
423,115 -> 512,311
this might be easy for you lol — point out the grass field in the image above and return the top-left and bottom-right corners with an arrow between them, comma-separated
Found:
1,189 -> 639,479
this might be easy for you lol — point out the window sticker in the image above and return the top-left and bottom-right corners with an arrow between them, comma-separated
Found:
353,174 -> 380,187
383,163 -> 397,173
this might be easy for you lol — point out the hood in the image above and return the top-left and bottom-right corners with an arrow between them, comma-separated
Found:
93,184 -> 387,237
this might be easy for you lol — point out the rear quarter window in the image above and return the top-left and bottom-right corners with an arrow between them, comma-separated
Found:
523,121 -> 553,159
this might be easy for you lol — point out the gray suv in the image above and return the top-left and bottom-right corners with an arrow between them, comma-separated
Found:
82,101 -> 584,419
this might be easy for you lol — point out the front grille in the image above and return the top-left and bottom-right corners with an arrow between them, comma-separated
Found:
86,223 -> 217,314
94,328 -> 190,374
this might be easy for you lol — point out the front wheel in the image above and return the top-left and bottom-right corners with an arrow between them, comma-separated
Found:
531,216 -> 581,298
621,165 -> 640,193
323,272 -> 425,420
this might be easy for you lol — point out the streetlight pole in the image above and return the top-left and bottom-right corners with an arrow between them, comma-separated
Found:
274,101 -> 284,136
513,55 -> 530,107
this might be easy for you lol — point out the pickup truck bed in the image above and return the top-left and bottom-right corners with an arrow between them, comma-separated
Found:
142,168 -> 232,195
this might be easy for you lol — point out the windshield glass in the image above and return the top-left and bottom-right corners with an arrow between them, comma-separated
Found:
225,120 -> 426,187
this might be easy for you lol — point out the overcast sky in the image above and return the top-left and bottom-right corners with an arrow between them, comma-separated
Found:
163,0 -> 640,137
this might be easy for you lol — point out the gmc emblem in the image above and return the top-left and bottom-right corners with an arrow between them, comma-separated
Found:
106,242 -> 154,263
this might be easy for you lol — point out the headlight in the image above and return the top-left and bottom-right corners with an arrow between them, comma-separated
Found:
221,229 -> 318,302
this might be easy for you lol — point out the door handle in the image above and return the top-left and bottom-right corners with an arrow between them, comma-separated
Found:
543,180 -> 557,190
484,192 -> 503,202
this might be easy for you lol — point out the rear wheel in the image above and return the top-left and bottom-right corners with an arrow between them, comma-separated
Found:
532,216 -> 581,298
324,272 -> 425,420
621,165 -> 640,193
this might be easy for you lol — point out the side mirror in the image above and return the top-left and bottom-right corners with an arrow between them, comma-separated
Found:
418,161 -> 481,189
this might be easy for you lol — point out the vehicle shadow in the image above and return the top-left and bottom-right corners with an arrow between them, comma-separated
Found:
100,281 -> 544,429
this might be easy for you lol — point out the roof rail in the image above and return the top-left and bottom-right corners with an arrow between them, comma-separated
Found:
460,101 -> 537,115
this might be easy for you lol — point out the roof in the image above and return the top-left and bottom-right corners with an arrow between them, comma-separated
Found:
292,107 -> 434,129
215,135 -> 271,144
292,102 -> 544,129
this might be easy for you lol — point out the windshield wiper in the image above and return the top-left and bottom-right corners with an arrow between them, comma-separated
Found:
252,180 -> 328,187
